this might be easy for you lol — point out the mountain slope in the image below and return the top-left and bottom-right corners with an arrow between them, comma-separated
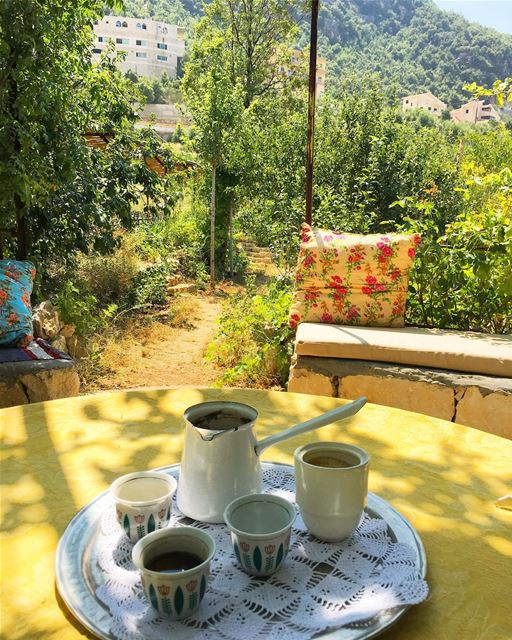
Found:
119,0 -> 512,107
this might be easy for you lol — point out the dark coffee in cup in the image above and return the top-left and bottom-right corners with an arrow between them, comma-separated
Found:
146,551 -> 203,573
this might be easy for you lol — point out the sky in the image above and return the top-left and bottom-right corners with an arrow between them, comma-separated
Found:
434,1 -> 512,34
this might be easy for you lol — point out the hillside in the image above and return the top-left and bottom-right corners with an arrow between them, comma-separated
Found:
118,0 -> 512,107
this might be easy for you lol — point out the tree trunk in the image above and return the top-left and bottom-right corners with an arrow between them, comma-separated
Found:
210,163 -> 216,289
229,200 -> 234,278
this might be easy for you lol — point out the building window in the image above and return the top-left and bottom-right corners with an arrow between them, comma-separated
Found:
157,54 -> 168,61
157,42 -> 168,50
136,23 -> 142,29
466,109 -> 469,113
116,38 -> 129,44
92,48 -> 102,54
122,21 -> 128,27
136,52 -> 147,58
428,106 -> 431,111
115,20 -> 121,27
98,36 -> 104,42
141,23 -> 147,30
433,108 -> 437,111
136,40 -> 148,46
405,99 -> 409,104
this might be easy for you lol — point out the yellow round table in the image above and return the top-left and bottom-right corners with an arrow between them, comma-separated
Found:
1,388 -> 511,640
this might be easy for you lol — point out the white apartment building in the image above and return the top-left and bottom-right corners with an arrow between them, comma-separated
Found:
402,91 -> 447,117
92,16 -> 185,79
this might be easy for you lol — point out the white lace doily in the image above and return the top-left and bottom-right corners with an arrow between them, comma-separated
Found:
95,464 -> 428,640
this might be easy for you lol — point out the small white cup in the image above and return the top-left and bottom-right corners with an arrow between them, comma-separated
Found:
224,494 -> 296,577
111,471 -> 177,543
132,527 -> 215,620
294,442 -> 369,542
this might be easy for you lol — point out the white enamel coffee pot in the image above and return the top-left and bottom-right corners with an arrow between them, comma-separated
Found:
177,397 -> 367,523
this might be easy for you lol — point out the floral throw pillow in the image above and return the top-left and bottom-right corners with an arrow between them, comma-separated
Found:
289,224 -> 420,329
0,260 -> 36,347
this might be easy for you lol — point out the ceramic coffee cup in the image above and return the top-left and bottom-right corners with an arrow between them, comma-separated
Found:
111,471 -> 177,543
132,527 -> 215,620
294,442 -> 369,542
224,493 -> 296,577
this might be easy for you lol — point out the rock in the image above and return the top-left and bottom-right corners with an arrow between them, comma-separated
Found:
50,335 -> 68,353
288,356 -> 512,438
455,387 -> 512,438
66,334 -> 88,359
0,360 -> 80,409
59,324 -> 76,338
339,374 -> 455,422
288,366 -> 334,397
32,301 -> 63,339
167,283 -> 196,295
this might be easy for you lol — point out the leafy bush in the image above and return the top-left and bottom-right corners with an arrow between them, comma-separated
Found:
75,242 -> 140,307
131,262 -> 172,307
54,281 -> 116,336
401,167 -> 512,333
207,277 -> 294,387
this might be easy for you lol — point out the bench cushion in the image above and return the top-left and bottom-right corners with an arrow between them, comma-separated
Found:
295,323 -> 512,378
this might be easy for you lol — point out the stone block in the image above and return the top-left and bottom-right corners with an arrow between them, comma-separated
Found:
288,366 -> 334,397
455,387 -> 512,438
0,360 -> 80,408
339,374 -> 455,422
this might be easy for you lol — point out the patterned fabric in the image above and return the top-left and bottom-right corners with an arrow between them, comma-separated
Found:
0,260 -> 35,347
289,224 -> 420,328
0,338 -> 71,363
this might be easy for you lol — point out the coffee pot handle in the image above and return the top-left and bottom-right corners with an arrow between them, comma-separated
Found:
254,396 -> 367,457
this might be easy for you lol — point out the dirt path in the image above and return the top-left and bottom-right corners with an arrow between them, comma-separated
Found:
86,292 -> 224,392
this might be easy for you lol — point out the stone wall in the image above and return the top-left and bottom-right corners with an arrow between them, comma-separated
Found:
0,301 -> 82,408
288,356 -> 512,439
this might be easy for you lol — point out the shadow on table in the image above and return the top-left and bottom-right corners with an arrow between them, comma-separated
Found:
2,387 -> 511,639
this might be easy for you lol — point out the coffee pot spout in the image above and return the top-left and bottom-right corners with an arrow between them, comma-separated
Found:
254,396 -> 367,457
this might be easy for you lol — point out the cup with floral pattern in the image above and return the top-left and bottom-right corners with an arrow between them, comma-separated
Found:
132,527 -> 215,620
110,471 -> 177,543
224,493 -> 295,577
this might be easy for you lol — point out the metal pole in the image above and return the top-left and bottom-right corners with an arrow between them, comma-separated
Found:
305,0 -> 319,226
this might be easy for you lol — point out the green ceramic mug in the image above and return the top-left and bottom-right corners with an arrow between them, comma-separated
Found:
224,493 -> 296,577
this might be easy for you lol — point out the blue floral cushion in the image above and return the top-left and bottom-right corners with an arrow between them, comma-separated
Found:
0,260 -> 36,347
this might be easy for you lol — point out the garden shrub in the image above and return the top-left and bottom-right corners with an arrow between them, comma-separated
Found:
207,277 -> 294,387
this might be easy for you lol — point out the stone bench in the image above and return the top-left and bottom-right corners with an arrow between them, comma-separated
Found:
288,324 -> 512,439
0,358 -> 80,408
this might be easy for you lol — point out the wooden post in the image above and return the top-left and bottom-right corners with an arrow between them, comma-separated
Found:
305,0 -> 320,226
210,163 -> 216,289
229,200 -> 234,278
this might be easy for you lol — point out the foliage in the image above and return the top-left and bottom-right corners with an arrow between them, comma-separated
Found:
207,278 -> 294,387
396,167 -> 512,333
54,281 -> 117,337
75,241 -> 141,306
131,262 -> 171,306
0,0 -> 178,278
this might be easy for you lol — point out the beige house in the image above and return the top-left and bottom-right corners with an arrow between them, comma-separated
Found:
402,91 -> 447,117
450,100 -> 501,124
288,50 -> 327,96
92,16 -> 185,79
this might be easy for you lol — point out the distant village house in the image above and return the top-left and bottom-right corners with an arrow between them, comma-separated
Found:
450,99 -> 501,124
402,91 -> 447,117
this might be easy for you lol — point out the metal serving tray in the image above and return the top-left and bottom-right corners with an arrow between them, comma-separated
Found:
55,462 -> 426,640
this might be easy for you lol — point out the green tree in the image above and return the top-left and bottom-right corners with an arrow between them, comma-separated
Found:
181,36 -> 243,287
0,0 -> 175,270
